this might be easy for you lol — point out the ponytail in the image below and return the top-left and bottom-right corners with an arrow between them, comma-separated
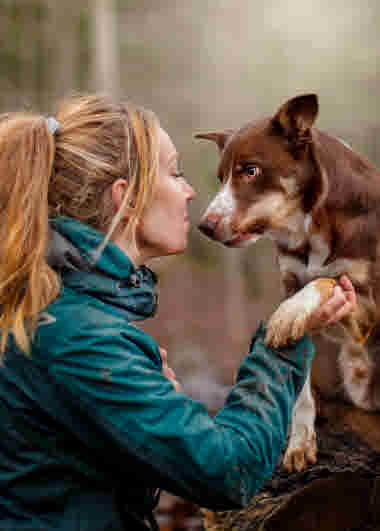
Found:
0,94 -> 161,356
0,114 -> 60,355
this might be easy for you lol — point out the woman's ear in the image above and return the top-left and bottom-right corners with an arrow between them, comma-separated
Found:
111,179 -> 131,219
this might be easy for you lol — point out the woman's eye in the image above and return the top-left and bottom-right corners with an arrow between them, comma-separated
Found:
172,170 -> 185,180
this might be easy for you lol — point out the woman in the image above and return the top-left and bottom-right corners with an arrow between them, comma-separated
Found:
0,94 -> 355,531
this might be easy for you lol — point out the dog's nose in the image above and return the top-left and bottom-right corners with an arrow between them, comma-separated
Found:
198,216 -> 219,239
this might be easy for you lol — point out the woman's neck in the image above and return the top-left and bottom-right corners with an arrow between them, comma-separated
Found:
111,233 -> 147,269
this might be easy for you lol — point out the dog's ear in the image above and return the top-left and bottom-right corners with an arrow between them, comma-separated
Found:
305,149 -> 329,215
194,129 -> 234,152
273,95 -> 327,213
272,94 -> 319,151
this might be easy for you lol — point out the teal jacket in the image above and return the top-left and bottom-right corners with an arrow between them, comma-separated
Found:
0,217 -> 314,530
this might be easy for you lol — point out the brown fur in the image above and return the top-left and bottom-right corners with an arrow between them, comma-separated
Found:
197,94 -> 380,412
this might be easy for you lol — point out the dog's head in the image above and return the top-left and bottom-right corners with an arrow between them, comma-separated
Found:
197,94 -> 328,248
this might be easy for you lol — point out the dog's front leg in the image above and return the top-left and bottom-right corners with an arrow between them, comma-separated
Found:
283,372 -> 317,472
265,278 -> 337,348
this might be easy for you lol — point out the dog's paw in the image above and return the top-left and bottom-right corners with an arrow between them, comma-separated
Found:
265,301 -> 308,348
283,428 -> 317,473
265,278 -> 337,348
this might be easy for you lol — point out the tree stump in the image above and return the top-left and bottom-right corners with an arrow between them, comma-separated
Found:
202,398 -> 380,531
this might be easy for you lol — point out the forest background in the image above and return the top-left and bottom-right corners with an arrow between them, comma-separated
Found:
1,0 -> 380,410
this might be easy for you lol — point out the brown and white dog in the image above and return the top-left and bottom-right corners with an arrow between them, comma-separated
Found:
197,94 -> 380,472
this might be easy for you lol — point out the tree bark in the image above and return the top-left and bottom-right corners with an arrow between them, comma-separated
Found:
46,0 -> 79,105
203,398 -> 380,531
92,0 -> 119,96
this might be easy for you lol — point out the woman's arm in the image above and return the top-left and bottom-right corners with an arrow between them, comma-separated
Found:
42,275 -> 355,511
46,319 -> 313,511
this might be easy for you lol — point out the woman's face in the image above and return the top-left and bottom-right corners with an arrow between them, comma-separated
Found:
136,128 -> 195,261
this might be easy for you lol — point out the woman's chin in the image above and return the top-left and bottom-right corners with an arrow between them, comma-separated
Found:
165,239 -> 188,256
168,244 -> 187,256
144,242 -> 187,261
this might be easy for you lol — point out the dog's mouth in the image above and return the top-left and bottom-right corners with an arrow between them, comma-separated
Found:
224,231 -> 263,247
225,221 -> 267,247
249,222 -> 267,234
224,233 -> 253,247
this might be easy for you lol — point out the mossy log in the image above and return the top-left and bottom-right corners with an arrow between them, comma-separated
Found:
203,399 -> 380,531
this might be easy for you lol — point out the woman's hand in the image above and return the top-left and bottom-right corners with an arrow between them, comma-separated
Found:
159,347 -> 181,392
306,275 -> 357,334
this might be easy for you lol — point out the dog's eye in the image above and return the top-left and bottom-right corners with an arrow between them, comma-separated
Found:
245,165 -> 261,179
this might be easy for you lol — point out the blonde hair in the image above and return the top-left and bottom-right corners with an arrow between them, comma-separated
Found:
0,94 -> 160,355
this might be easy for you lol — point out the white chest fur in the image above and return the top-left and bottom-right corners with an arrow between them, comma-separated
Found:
278,214 -> 354,284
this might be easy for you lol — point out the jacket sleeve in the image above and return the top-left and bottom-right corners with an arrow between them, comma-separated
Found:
47,321 -> 314,511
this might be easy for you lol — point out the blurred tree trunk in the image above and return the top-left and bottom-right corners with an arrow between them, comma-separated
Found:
0,1 -> 48,108
45,1 -> 79,106
92,0 -> 119,96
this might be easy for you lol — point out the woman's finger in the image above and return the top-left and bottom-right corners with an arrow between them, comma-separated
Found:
317,286 -> 346,320
171,379 -> 182,393
326,300 -> 353,325
159,346 -> 168,363
318,286 -> 355,327
163,365 -> 181,392
339,275 -> 357,307
165,367 -> 176,380
322,278 -> 356,324
308,286 -> 351,332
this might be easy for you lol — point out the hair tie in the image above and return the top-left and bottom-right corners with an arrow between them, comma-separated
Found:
46,117 -> 60,136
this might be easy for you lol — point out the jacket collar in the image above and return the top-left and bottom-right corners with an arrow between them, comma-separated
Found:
48,217 -> 158,321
